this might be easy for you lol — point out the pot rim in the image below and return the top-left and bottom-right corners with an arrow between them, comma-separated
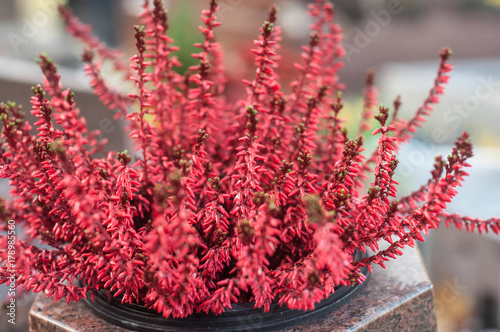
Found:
81,252 -> 370,331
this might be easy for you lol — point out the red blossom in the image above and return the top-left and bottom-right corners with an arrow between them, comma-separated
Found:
0,0 -> 497,320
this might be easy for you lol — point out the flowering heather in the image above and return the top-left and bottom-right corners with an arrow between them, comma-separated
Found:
0,0 -> 499,319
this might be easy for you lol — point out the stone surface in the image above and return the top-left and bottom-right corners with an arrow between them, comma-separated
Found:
29,246 -> 436,331
285,246 -> 437,331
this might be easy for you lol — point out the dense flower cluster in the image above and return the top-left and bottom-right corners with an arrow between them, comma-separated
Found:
1,0 -> 499,319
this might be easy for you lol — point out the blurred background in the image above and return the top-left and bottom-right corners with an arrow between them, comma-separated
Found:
1,0 -> 500,331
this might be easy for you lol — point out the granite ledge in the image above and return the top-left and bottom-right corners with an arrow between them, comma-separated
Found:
29,246 -> 436,332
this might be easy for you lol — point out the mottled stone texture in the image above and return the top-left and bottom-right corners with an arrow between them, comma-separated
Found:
29,246 -> 436,331
29,296 -> 125,332
284,246 -> 437,332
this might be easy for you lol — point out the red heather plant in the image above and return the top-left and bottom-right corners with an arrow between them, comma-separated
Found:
1,0 -> 499,319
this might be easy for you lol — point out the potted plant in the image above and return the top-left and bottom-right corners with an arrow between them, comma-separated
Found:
1,0 -> 499,331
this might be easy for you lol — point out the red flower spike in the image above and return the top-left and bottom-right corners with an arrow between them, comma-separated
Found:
357,70 -> 379,136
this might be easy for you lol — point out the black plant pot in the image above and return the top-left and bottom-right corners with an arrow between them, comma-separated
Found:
82,255 -> 370,332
